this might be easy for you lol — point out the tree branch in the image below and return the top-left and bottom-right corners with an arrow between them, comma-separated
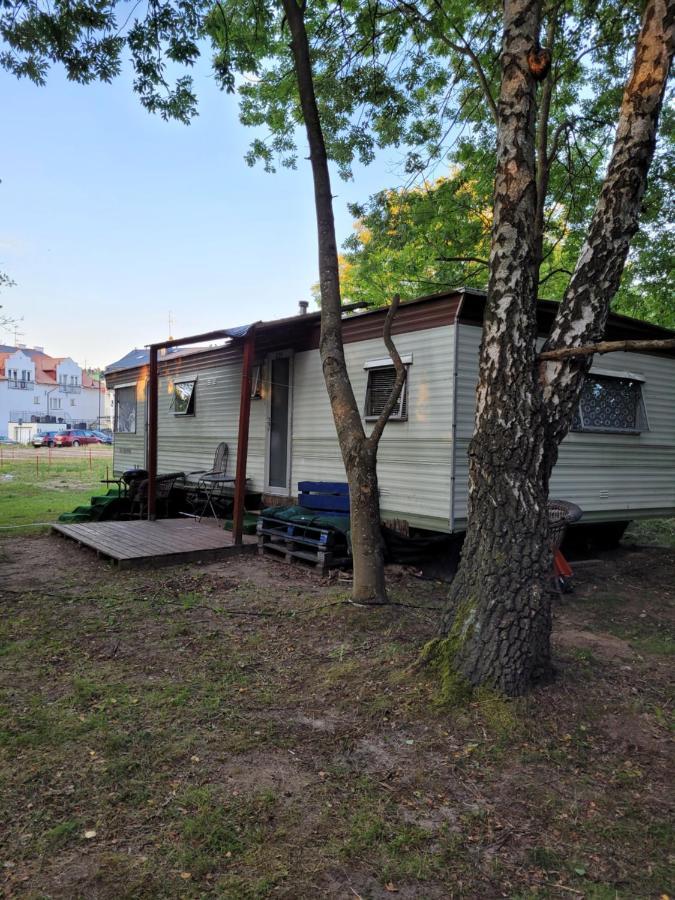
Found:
546,118 -> 571,166
436,255 -> 489,266
366,293 -> 407,449
539,338 -> 675,360
537,265 -> 572,286
533,11 -> 558,265
540,0 -> 674,437
391,0 -> 499,124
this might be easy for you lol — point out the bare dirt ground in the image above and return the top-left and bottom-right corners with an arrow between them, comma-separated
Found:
0,532 -> 672,899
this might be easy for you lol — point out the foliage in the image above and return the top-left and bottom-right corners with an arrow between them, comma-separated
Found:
1,0 -> 210,122
0,272 -> 15,293
206,0 -> 672,326
332,7 -> 674,326
3,1 -> 671,326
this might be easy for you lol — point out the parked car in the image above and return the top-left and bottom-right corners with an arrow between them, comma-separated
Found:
53,429 -> 101,448
90,430 -> 113,445
32,431 -> 60,448
0,435 -> 19,445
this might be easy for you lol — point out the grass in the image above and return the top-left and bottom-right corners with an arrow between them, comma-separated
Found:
0,446 -> 112,529
0,462 -> 673,897
624,516 -> 675,548
1,545 -> 673,898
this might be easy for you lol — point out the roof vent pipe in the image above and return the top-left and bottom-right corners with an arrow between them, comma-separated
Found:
298,301 -> 309,316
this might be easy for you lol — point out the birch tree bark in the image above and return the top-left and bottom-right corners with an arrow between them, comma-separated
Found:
433,0 -> 674,696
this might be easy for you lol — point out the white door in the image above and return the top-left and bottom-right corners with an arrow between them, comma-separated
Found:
264,352 -> 293,495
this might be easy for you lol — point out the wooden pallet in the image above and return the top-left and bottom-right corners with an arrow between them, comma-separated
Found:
257,482 -> 351,574
257,535 -> 350,575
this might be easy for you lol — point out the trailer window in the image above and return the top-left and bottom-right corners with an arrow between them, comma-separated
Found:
114,386 -> 137,434
572,374 -> 648,434
364,365 -> 408,421
172,380 -> 196,416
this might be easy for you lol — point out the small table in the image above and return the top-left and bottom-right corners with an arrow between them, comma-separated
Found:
197,474 -> 237,522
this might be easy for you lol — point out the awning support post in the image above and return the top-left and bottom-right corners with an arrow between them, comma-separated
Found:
147,346 -> 158,520
232,328 -> 256,545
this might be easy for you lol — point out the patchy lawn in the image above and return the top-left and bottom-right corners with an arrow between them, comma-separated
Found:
0,447 -> 113,530
0,528 -> 672,898
625,517 -> 675,549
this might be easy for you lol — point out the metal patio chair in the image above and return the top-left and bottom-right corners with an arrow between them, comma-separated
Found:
186,442 -> 237,521
188,442 -> 229,482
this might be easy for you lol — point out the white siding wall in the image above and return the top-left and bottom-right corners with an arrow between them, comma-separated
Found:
109,349 -> 267,487
156,356 -> 242,476
291,325 -> 455,530
109,327 -> 456,528
452,325 -> 675,526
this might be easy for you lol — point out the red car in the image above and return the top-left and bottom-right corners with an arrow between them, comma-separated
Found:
53,429 -> 101,448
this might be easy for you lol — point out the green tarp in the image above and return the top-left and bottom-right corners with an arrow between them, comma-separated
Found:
260,505 -> 351,536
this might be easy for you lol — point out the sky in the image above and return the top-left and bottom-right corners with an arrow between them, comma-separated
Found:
1,59 -> 404,369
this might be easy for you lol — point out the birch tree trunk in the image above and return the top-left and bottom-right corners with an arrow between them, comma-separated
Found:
434,0 -> 673,696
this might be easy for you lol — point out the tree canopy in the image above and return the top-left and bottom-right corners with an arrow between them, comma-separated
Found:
2,1 -> 672,327
338,110 -> 674,327
211,0 -> 673,327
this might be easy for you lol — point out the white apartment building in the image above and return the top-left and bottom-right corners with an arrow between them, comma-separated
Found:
0,343 -> 113,440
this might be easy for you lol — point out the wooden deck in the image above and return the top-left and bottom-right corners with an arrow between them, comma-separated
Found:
52,518 -> 256,568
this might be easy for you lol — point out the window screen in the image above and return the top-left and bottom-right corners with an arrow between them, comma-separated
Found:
114,386 -> 137,433
572,374 -> 648,434
173,380 -> 196,416
364,366 -> 408,421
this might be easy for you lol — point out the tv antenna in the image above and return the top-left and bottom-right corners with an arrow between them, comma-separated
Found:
168,311 -> 175,340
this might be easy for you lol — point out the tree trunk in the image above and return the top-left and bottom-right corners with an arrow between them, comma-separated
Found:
434,0 -> 673,697
437,455 -> 553,695
348,445 -> 388,603
282,0 -> 405,603
429,0 -> 549,696
541,0 -> 675,443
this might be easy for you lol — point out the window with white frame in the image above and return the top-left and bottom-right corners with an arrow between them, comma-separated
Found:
51,397 -> 61,409
171,380 -> 196,416
363,355 -> 412,421
33,395 -> 40,405
572,373 -> 648,434
114,386 -> 137,433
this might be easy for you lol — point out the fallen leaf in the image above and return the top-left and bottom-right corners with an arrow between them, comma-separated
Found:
83,830 -> 97,840
385,882 -> 398,892
180,872 -> 192,880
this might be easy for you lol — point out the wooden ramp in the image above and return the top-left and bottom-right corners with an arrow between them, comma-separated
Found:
52,518 -> 256,568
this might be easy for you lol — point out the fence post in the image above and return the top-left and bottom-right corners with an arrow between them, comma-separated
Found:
36,453 -> 39,478
89,446 -> 92,471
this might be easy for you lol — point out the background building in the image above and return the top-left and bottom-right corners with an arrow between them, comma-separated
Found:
0,343 -> 113,440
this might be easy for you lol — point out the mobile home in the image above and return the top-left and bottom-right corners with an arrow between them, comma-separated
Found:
104,289 -> 675,534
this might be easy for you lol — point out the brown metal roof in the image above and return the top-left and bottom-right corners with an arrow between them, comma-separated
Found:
107,287 -> 675,378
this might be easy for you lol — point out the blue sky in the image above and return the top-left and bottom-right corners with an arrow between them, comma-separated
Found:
1,60 -> 403,368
